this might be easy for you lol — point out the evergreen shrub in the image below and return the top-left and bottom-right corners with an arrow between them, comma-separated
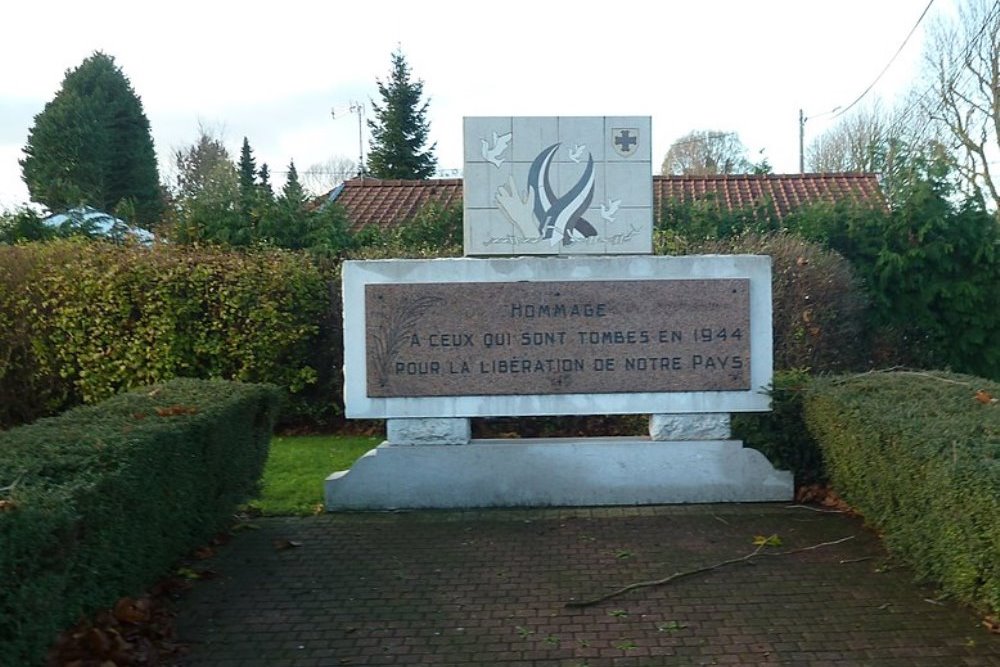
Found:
804,371 -> 1000,614
688,232 -> 869,373
0,378 -> 281,665
732,369 -> 823,485
786,195 -> 1000,379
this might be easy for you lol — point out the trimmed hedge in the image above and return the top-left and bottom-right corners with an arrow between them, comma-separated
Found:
0,240 -> 333,429
0,378 -> 281,666
804,371 -> 1000,614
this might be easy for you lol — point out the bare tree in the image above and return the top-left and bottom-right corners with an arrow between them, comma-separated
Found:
300,155 -> 358,196
807,103 -> 896,172
921,0 -> 1000,208
661,130 -> 752,176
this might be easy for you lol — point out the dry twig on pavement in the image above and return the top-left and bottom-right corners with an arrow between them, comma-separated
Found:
565,535 -> 855,608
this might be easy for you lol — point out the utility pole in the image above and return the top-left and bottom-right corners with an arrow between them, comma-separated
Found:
799,109 -> 805,174
799,106 -> 840,174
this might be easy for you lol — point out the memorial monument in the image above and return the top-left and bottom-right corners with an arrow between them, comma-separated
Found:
326,116 -> 793,509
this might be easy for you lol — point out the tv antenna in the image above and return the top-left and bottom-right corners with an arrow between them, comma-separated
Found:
332,101 -> 366,180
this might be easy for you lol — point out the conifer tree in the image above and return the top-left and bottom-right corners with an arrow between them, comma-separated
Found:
280,160 -> 306,207
260,159 -> 339,249
238,138 -> 257,198
237,136 -> 260,230
366,49 -> 437,179
257,163 -> 274,202
20,51 -> 163,224
171,128 -> 243,244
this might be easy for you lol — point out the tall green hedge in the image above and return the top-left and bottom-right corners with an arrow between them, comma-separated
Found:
804,371 -> 1000,614
786,196 -> 1000,379
0,378 -> 281,666
0,240 -> 335,429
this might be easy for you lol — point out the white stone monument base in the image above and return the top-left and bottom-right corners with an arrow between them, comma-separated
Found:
324,438 -> 793,510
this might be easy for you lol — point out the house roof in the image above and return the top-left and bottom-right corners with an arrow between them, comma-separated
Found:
327,173 -> 883,233
326,178 -> 464,233
653,173 -> 884,221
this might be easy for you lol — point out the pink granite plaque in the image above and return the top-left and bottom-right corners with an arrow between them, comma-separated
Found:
365,279 -> 750,397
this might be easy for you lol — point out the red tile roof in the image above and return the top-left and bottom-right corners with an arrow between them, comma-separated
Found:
654,173 -> 885,221
327,173 -> 883,233
326,178 -> 463,233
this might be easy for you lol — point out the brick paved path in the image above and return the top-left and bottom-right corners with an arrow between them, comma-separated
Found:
172,505 -> 1000,666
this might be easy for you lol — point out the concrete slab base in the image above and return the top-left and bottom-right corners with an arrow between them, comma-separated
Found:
324,438 -> 793,510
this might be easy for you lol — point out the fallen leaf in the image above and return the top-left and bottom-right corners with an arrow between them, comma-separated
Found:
984,616 -> 1000,634
113,597 -> 150,625
795,484 -> 826,503
0,499 -> 16,512
796,256 -> 809,266
752,534 -> 782,547
50,572 -> 189,666
974,389 -> 997,405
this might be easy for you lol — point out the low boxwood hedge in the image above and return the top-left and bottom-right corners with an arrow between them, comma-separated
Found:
0,378 -> 281,666
804,370 -> 1000,614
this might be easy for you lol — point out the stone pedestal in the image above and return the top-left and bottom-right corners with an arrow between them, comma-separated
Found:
386,418 -> 470,445
650,413 -> 730,440
333,241 -> 780,511
325,437 -> 793,510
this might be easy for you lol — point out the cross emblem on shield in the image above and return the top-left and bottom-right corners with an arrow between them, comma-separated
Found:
611,128 -> 639,157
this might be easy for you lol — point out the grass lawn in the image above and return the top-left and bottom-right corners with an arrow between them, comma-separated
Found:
246,435 -> 380,516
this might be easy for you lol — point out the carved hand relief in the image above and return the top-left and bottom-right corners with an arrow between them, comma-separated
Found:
464,117 -> 653,256
493,142 -> 597,247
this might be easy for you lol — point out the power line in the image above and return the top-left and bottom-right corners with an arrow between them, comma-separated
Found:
896,0 -> 1000,134
272,169 -> 357,176
803,0 -> 999,173
832,0 -> 937,119
668,132 -> 736,148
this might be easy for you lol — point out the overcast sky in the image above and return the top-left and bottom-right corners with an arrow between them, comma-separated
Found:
0,0 -> 947,210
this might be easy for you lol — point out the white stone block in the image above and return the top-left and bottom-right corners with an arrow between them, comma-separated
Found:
386,418 -> 470,445
342,255 -> 773,418
649,413 -> 731,440
325,437 -> 793,510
